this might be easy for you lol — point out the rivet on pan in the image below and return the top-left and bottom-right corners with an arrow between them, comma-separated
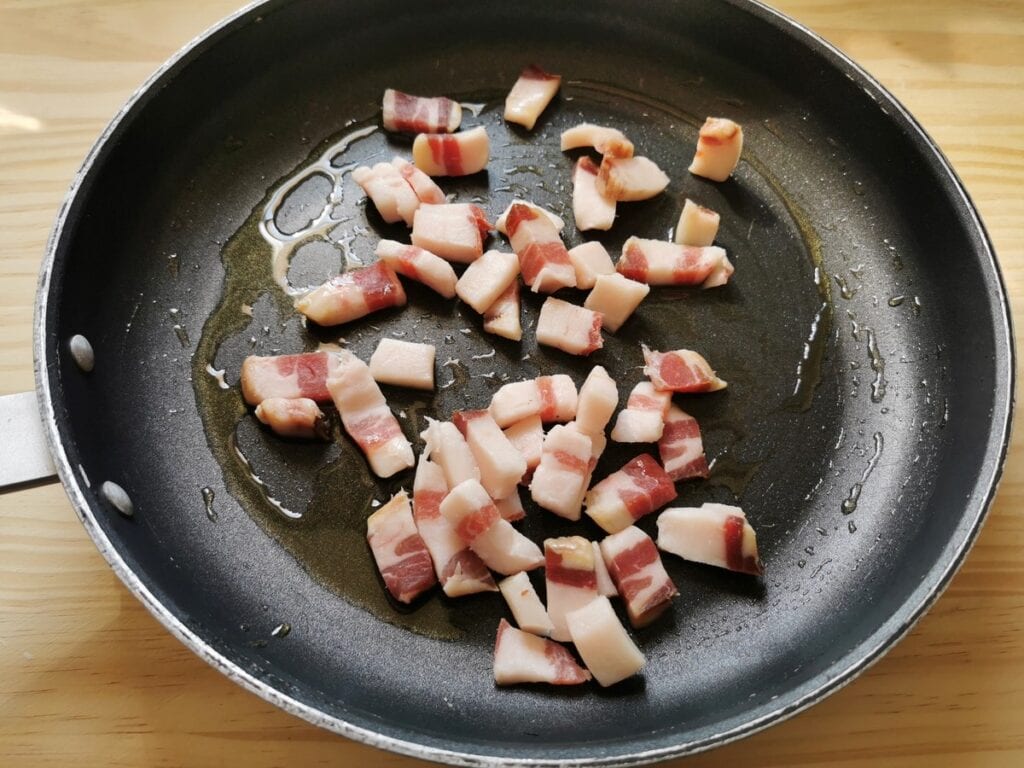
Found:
101,481 -> 134,518
68,334 -> 95,372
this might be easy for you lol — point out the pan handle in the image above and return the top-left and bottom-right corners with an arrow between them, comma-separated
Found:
0,391 -> 58,491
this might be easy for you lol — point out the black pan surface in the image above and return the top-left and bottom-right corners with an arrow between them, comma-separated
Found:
36,0 -> 1013,764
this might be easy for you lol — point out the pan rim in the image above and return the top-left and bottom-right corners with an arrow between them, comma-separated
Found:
33,0 -> 1015,765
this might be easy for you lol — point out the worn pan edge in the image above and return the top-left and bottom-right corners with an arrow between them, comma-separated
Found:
32,0 -> 1015,765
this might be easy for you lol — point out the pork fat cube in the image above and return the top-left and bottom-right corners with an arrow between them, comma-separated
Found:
536,298 -> 603,356
584,273 -> 650,333
375,240 -> 458,299
490,374 -> 578,427
455,250 -> 520,314
366,491 -> 436,603
610,382 -> 671,443
498,572 -> 554,637
675,198 -> 720,247
382,89 -> 461,134
411,203 -> 491,264
369,338 -> 435,391
574,365 -> 618,436
413,125 -> 490,177
530,424 -> 592,521
597,156 -> 669,202
572,157 -> 617,232
504,65 -> 561,130
657,503 -> 763,575
544,536 -> 599,641
568,240 -> 615,289
493,619 -> 590,685
642,344 -> 727,393
688,117 -> 743,182
584,454 -> 677,534
255,397 -> 330,440
452,409 -> 527,500
482,280 -> 522,342
565,596 -> 645,687
600,526 -> 677,627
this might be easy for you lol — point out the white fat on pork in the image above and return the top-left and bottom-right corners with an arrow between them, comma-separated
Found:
412,125 -> 490,177
411,203 -> 491,264
574,366 -> 618,436
440,479 -> 543,575
689,117 -> 743,182
597,156 -> 669,202
503,414 -> 543,483
572,157 -> 617,232
240,352 -> 337,406
382,89 -> 461,134
295,262 -> 407,327
494,200 -> 564,236
504,203 -> 577,293
489,374 -> 578,428
584,454 -> 677,534
255,397 -> 329,440
536,298 -> 604,357
391,156 -> 446,204
600,526 -> 677,628
584,273 -> 650,333
452,410 -> 527,500
530,424 -> 592,521
375,240 -> 458,299
657,503 -> 763,576
366,491 -> 436,603
567,241 -> 615,289
659,405 -> 710,482
351,162 -> 421,226
544,536 -> 600,642
494,489 -> 526,523
455,250 -> 520,314
420,417 -> 481,488
675,199 -> 720,247
498,572 -> 554,637
504,65 -> 561,130
368,338 -> 435,391
493,619 -> 590,686
412,457 -> 496,597
482,280 -> 522,341
616,236 -> 734,288
560,123 -> 634,156
642,345 -> 728,393
592,541 -> 618,597
326,351 -> 413,478
610,382 -> 672,443
565,596 -> 645,687
575,429 -> 607,512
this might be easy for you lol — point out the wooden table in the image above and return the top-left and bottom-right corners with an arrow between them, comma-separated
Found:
1,1 -> 1021,765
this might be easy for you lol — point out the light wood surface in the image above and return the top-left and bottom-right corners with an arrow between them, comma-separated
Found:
1,1 -> 1022,766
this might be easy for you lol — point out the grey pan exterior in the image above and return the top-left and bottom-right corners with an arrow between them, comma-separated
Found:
33,0 -> 1014,765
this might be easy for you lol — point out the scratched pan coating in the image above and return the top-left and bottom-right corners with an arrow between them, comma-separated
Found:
36,0 -> 1012,764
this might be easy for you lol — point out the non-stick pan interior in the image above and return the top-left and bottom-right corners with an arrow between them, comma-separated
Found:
40,0 -> 1012,763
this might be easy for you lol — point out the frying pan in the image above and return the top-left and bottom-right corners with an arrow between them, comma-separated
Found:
17,0 -> 1012,764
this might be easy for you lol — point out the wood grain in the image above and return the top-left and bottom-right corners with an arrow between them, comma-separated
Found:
1,1 -> 1021,766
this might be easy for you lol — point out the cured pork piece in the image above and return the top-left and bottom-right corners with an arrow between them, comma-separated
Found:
369,338 -> 435,391
375,240 -> 458,299
413,125 -> 490,177
327,351 -> 414,478
493,619 -> 591,686
642,345 -> 728,393
689,117 -> 743,182
495,489 -> 526,523
240,352 -> 337,405
411,203 -> 491,264
498,572 -> 554,636
530,424 -> 592,521
568,241 -> 615,289
505,203 -> 576,293
420,417 -> 481,488
490,374 -> 578,428
597,156 -> 670,202
391,156 -> 446,205
674,199 -> 720,247
659,405 -> 710,482
352,162 -> 421,226
560,123 -> 634,157
574,365 -> 618,436
452,409 -> 528,500
536,298 -> 603,356
583,273 -> 650,333
610,382 -> 672,443
412,457 -> 496,597
504,65 -> 561,130
503,414 -> 543,483
254,397 -> 330,440
455,250 -> 520,314
382,89 -> 461,134
366,491 -> 436,603
482,280 -> 522,341
295,262 -> 407,327
440,479 -> 543,575
600,526 -> 677,628
572,157 -> 617,232
544,536 -> 599,641
616,237 -> 734,288
657,503 -> 763,576
495,200 -> 564,236
576,429 -> 607,511
565,596 -> 645,687
592,541 -> 618,597
584,454 -> 677,534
